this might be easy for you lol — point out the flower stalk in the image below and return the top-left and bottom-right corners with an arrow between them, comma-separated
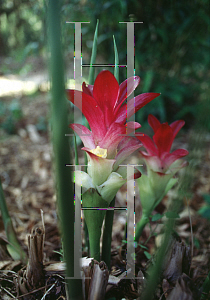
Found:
135,115 -> 189,241
82,189 -> 108,261
135,213 -> 149,242
69,69 -> 159,260
101,37 -> 119,267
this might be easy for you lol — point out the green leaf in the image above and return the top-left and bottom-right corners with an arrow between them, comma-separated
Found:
144,251 -> 151,259
165,211 -> 180,219
7,244 -> 22,261
88,19 -> 99,85
97,172 -> 125,204
9,101 -> 23,120
165,177 -> 178,194
198,206 -> 210,220
139,244 -> 148,250
136,175 -> 155,214
201,270 -> 210,300
151,213 -> 163,222
194,237 -> 200,249
142,70 -> 154,93
203,194 -> 210,205
113,35 -> 119,83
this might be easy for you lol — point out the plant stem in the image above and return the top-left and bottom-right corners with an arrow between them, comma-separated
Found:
88,226 -> 101,262
135,213 -> 150,242
47,1 -> 83,299
141,158 -> 192,299
143,223 -> 159,246
73,134 -> 79,166
0,178 -> 27,263
141,218 -> 175,300
82,189 -> 107,262
83,219 -> 89,254
101,197 -> 115,269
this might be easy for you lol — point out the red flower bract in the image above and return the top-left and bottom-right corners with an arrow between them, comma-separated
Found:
137,114 -> 189,173
67,70 -> 160,161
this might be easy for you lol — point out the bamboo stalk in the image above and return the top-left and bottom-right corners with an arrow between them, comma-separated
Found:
47,1 -> 83,299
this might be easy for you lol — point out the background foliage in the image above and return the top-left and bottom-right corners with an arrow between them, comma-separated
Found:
0,0 -> 209,129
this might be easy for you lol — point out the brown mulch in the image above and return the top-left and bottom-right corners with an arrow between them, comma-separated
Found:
0,91 -> 210,299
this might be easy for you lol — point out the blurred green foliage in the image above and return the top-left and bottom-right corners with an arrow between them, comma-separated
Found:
198,194 -> 210,221
0,0 -> 209,128
0,0 -> 44,56
36,115 -> 48,132
0,99 -> 23,134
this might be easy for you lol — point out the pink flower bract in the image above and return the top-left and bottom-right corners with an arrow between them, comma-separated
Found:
67,70 -> 160,163
137,114 -> 189,173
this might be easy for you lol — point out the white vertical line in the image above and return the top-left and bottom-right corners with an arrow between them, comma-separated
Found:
126,165 -> 135,278
74,166 -> 82,278
74,23 -> 82,136
127,23 -> 135,134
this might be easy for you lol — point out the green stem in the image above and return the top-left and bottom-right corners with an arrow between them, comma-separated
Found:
0,178 -> 27,263
135,213 -> 150,242
84,148 -> 88,173
83,219 -> 89,254
84,208 -> 104,262
143,223 -> 159,246
88,224 -> 101,262
141,218 -> 175,300
74,134 -> 79,166
82,189 -> 107,261
47,1 -> 83,299
101,197 -> 115,269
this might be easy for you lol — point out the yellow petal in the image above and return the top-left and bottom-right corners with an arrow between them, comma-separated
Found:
90,146 -> 107,158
